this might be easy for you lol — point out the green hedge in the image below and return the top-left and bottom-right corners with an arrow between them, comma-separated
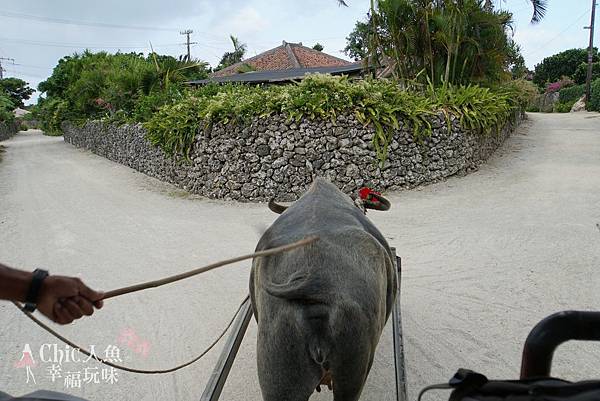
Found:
555,78 -> 600,112
589,78 -> 600,112
145,75 -> 526,163
559,84 -> 585,103
573,62 -> 600,85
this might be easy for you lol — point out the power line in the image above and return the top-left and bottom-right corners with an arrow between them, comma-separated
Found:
0,10 -> 232,43
526,8 -> 591,58
0,10 -> 180,32
4,68 -> 46,78
0,36 -> 182,50
13,63 -> 51,70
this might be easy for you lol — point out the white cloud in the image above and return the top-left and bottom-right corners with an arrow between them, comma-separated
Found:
514,24 -> 590,68
218,6 -> 269,37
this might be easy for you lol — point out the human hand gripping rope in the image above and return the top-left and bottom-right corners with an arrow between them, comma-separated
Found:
13,236 -> 319,374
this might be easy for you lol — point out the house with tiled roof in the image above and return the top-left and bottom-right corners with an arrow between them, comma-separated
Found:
213,40 -> 353,77
188,41 -> 365,85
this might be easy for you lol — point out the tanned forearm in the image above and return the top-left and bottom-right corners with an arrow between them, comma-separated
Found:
0,263 -> 33,302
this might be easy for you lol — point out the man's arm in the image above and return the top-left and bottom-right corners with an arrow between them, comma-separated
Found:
0,264 -> 33,302
0,263 -> 104,324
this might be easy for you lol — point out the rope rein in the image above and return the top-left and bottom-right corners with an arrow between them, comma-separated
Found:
14,236 -> 318,374
13,296 -> 247,374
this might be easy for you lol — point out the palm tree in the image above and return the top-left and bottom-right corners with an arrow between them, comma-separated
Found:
484,0 -> 547,23
216,35 -> 247,71
353,0 -> 516,86
342,0 -> 547,23
230,35 -> 247,56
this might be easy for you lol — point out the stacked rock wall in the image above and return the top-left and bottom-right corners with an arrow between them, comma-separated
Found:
0,121 -> 19,142
63,112 -> 521,201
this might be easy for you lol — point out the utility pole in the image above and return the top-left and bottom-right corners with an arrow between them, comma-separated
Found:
584,0 -> 597,105
180,29 -> 197,62
0,57 -> 15,79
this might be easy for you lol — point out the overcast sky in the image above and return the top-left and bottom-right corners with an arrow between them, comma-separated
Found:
0,0 -> 597,104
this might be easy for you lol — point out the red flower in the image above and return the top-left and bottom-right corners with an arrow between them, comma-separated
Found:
358,187 -> 381,201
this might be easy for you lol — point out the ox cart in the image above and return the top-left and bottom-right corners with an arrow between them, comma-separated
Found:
200,248 -> 408,401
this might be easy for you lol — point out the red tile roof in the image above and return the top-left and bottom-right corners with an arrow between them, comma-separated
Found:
212,41 -> 352,78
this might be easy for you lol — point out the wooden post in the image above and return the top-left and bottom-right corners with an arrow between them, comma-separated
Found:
585,0 -> 597,105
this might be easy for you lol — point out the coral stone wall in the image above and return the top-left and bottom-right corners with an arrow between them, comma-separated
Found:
0,121 -> 19,142
63,112 -> 520,201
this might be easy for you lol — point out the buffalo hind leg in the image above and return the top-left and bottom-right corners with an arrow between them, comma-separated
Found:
257,326 -> 321,401
331,346 -> 374,401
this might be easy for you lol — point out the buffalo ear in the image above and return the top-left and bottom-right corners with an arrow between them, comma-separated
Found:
364,193 -> 391,211
268,199 -> 288,214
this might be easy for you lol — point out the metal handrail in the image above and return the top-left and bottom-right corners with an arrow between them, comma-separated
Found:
520,310 -> 600,379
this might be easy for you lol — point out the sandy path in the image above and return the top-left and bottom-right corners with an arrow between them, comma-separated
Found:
1,113 -> 599,400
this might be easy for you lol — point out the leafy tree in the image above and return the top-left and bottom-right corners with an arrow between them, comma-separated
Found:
0,92 -> 15,122
533,48 -> 599,88
344,19 -> 374,61
506,39 -> 527,79
572,62 -> 600,85
216,35 -> 247,71
0,78 -> 34,108
312,43 -> 324,52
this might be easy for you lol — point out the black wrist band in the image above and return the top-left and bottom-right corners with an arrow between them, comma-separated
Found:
23,269 -> 49,313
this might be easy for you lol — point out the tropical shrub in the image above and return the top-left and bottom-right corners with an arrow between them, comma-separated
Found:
36,51 -> 209,134
128,87 -> 188,124
553,101 -> 575,113
545,77 -> 574,94
429,83 -> 516,134
145,74 -> 524,163
34,98 -> 72,135
503,79 -> 540,109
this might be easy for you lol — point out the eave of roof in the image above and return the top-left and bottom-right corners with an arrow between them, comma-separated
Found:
188,63 -> 365,85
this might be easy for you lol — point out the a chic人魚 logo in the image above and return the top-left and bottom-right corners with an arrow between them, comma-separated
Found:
14,343 -> 125,388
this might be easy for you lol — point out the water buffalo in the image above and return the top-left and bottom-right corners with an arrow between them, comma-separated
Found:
250,178 -> 396,401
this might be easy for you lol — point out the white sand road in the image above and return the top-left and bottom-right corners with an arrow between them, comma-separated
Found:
1,112 -> 599,401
